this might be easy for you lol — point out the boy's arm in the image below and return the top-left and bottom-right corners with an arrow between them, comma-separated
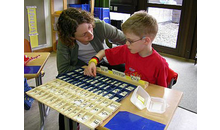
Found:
84,50 -> 105,77
96,50 -> 106,60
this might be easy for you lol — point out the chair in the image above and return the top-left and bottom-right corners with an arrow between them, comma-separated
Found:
24,39 -> 32,52
24,39 -> 45,80
167,68 -> 178,89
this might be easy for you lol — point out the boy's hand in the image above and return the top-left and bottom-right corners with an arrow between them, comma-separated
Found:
84,62 -> 97,77
84,50 -> 105,77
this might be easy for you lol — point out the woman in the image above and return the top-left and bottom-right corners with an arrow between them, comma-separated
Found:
57,7 -> 126,74
56,7 -> 126,130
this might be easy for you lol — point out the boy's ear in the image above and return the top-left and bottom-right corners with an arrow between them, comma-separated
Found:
144,37 -> 151,44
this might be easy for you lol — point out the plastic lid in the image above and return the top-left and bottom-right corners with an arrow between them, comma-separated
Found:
130,86 -> 168,113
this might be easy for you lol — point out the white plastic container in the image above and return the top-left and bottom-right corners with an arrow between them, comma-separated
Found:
130,86 -> 168,114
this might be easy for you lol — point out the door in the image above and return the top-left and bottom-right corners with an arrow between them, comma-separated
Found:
138,0 -> 197,58
146,0 -> 183,56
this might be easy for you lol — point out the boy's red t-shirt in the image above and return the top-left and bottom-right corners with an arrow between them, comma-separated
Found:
105,45 -> 169,87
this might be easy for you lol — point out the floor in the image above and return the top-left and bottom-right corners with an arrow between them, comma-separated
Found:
25,52 -> 197,130
163,54 -> 197,113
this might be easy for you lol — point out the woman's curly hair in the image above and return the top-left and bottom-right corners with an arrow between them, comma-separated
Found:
56,8 -> 94,47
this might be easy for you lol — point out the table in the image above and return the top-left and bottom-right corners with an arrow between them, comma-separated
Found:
24,52 -> 50,82
63,67 -> 183,130
24,52 -> 50,130
98,84 -> 183,130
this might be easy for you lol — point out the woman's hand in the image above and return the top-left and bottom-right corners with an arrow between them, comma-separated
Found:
84,62 -> 97,77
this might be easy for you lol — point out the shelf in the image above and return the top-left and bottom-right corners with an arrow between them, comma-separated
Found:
53,13 -> 61,17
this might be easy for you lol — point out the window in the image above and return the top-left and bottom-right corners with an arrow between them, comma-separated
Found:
148,7 -> 181,48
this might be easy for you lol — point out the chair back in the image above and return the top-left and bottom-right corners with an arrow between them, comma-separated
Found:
167,68 -> 178,88
24,39 -> 32,52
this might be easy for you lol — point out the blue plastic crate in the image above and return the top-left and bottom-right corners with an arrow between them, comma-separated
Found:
94,7 -> 110,24
69,4 -> 90,12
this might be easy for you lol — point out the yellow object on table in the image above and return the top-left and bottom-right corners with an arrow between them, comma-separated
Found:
26,79 -> 121,129
137,94 -> 145,104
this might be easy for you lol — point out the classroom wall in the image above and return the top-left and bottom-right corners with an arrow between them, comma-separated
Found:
24,0 -> 46,46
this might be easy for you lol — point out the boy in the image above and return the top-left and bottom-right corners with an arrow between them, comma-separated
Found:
84,10 -> 169,87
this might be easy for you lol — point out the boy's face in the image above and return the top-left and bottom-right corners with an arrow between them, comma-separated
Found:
74,23 -> 94,44
125,33 -> 146,54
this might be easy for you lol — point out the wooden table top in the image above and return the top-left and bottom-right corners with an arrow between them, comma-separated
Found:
24,52 -> 50,79
80,66 -> 183,130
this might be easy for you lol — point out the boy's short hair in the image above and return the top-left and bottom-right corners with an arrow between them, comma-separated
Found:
121,10 -> 158,41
